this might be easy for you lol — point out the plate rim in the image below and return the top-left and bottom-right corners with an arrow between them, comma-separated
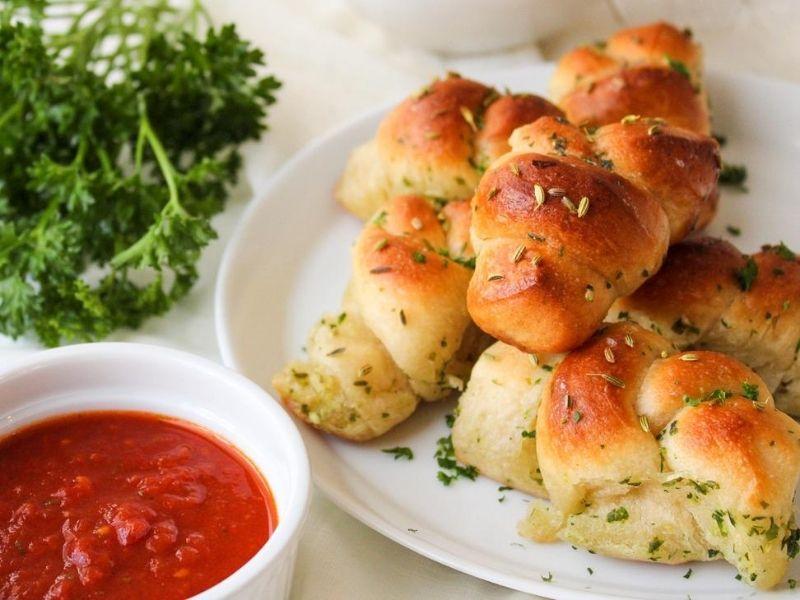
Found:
214,64 -> 800,599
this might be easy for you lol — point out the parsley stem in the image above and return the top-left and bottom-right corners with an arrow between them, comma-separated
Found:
139,111 -> 186,217
0,103 -> 21,130
110,100 -> 189,269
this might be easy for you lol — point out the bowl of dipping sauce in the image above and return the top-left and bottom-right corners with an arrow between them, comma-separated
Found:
0,343 -> 310,600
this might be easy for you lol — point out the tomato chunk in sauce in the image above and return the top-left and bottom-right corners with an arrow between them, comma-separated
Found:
0,411 -> 276,600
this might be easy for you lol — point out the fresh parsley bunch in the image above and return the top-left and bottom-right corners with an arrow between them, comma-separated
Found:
0,0 -> 280,345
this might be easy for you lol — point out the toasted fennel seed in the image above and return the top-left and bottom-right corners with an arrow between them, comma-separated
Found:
370,266 -> 392,274
577,196 -> 590,218
639,415 -> 650,432
399,309 -> 407,325
425,131 -> 440,140
584,285 -> 595,302
621,114 -> 641,124
358,364 -> 373,377
374,238 -> 389,251
512,244 -> 526,263
660,350 -> 669,358
488,274 -> 504,281
460,106 -> 478,131
529,353 -> 539,366
562,196 -> 577,214
530,254 -> 542,266
624,334 -> 635,347
534,184 -> 545,207
509,163 -> 520,176
679,353 -> 699,362
591,373 -> 625,388
488,187 -> 500,199
548,187 -> 566,197
326,347 -> 346,356
604,347 -> 615,363
411,217 -> 423,230
647,124 -> 662,136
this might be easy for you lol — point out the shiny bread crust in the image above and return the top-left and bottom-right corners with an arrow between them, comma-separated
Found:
613,237 -> 800,415
336,74 -> 563,220
551,22 -> 709,134
273,195 -> 481,441
468,117 -> 719,354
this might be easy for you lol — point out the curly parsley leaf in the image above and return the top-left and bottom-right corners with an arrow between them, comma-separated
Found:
0,1 -> 279,345
736,257 -> 758,292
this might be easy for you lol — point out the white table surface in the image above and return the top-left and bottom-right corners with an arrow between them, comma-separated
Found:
2,1 -> 799,598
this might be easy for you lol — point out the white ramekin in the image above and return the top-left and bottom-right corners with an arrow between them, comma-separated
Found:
346,0 -> 586,55
0,343 -> 310,600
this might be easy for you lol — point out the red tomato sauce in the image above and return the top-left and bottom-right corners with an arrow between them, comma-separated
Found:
0,411 -> 276,600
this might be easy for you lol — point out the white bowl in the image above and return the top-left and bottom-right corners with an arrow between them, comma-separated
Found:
0,343 -> 310,600
347,0 -> 586,55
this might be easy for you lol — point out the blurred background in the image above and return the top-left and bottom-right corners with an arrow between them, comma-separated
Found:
207,0 -> 800,195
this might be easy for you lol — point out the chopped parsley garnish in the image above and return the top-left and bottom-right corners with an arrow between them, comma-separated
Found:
726,225 -> 741,236
435,435 -> 478,486
736,257 -> 758,291
683,568 -> 693,579
773,241 -> 796,261
382,447 -> 413,461
741,382 -> 759,402
719,162 -> 748,188
664,55 -> 690,79
783,525 -> 799,558
683,389 -> 731,407
521,429 -> 536,439
606,507 -> 629,523
541,572 -> 553,582
712,509 -> 729,536
648,538 -> 664,554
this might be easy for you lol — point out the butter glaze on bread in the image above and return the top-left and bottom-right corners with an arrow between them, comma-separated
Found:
467,116 -> 719,354
528,323 -> 799,588
273,196 -> 485,441
454,323 -> 800,587
452,341 -> 563,496
613,237 -> 800,415
551,22 -> 709,134
336,74 -> 563,220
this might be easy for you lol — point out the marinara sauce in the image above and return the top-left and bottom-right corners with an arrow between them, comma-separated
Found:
0,411 -> 276,599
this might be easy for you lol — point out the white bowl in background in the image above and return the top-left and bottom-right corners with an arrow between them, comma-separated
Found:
347,0 -> 585,55
0,343 -> 310,600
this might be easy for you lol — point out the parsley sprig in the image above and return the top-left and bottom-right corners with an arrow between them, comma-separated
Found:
0,1 -> 279,345
435,414 -> 478,485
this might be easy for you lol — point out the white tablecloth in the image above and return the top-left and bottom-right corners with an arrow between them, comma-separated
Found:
3,1 -> 799,598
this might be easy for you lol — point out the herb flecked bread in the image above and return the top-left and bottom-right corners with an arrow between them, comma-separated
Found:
467,115 -> 720,354
335,74 -> 563,220
453,322 -> 800,588
272,195 -> 487,441
551,21 -> 710,134
612,236 -> 800,416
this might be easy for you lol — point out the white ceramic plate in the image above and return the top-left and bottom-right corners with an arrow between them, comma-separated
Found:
215,64 -> 800,599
